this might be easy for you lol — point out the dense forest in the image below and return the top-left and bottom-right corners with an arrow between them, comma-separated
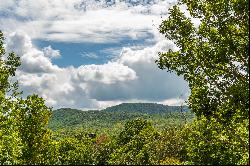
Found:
49,103 -> 194,138
49,103 -> 190,130
0,0 -> 249,165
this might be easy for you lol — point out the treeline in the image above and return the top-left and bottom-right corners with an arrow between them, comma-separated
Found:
1,104 -> 248,165
48,104 -> 193,131
103,103 -> 189,114
46,118 -> 191,165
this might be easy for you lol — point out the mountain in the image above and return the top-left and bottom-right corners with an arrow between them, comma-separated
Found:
102,103 -> 189,114
48,103 -> 193,131
48,107 -> 145,130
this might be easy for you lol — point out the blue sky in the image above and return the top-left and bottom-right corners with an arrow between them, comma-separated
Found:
0,0 -> 190,109
34,32 -> 155,67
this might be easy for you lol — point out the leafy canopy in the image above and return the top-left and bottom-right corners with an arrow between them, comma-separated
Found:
0,31 -> 21,99
0,31 -> 53,165
156,1 -> 249,164
156,0 -> 249,121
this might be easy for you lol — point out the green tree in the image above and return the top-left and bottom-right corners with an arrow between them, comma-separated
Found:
117,118 -> 153,145
156,0 -> 249,164
0,31 -> 55,164
0,110 -> 22,165
93,134 -> 116,165
0,31 -> 21,98
182,116 -> 249,165
156,0 -> 249,122
57,137 -> 94,165
109,118 -> 161,165
157,126 -> 185,164
15,95 -> 53,164
0,31 -> 22,164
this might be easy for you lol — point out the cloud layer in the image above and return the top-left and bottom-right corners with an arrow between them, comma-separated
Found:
1,0 -> 190,109
5,31 -> 189,109
0,0 -> 177,43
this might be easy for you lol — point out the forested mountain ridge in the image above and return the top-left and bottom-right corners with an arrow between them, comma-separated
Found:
102,102 -> 189,114
48,103 -> 193,131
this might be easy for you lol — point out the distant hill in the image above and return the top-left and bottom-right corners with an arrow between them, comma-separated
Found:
102,103 -> 189,114
48,103 -> 192,131
48,107 -> 149,130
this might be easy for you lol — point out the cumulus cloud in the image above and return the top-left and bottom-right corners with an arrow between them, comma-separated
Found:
6,31 -> 60,73
86,40 -> 189,101
4,31 -> 138,109
1,0 -> 191,109
75,62 -> 137,84
5,31 -> 189,109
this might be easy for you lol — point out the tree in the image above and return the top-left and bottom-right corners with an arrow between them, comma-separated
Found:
156,0 -> 249,122
0,110 -> 22,165
117,118 -> 153,145
57,137 -> 94,165
0,31 -> 22,164
156,1 -> 249,164
109,118 -> 161,165
15,95 -> 53,164
182,116 -> 249,165
0,31 -> 54,164
0,31 -> 21,98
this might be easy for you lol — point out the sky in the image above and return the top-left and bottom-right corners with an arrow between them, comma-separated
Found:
0,0 -> 191,110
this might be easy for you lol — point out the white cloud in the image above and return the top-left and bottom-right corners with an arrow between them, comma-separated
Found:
75,62 -> 137,84
100,47 -> 122,59
80,52 -> 98,59
6,31 -> 189,109
42,45 -> 61,59
1,0 -> 191,110
16,68 -> 97,109
0,0 -> 177,43
160,98 -> 186,106
6,31 -> 60,73
86,40 -> 188,102
118,40 -> 177,65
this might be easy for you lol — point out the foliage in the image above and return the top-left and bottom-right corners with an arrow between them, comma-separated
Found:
56,137 -> 94,165
109,118 -> 161,165
15,95 -> 53,164
0,31 -> 21,98
0,31 -> 54,165
156,0 -> 249,165
159,157 -> 181,165
107,118 -> 190,165
49,108 -> 150,130
0,117 -> 22,165
158,126 -> 186,162
117,118 -> 153,145
182,116 -> 249,165
48,106 -> 194,134
156,0 -> 249,121
92,134 -> 116,165
0,30 -> 22,165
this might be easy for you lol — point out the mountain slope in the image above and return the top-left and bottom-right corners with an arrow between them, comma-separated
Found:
48,103 -> 193,131
102,103 -> 188,114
